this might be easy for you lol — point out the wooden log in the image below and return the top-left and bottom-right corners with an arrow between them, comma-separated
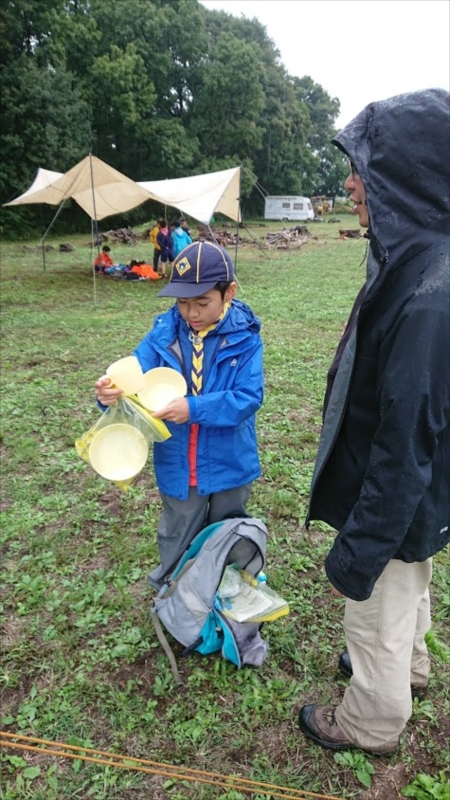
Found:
339,229 -> 361,238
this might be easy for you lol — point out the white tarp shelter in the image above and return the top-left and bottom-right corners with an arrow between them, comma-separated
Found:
5,159 -> 242,225
14,167 -> 65,199
4,155 -> 151,220
3,156 -> 243,302
137,167 -> 241,224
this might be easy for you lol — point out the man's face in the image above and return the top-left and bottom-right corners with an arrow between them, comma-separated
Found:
344,164 -> 369,227
177,283 -> 236,330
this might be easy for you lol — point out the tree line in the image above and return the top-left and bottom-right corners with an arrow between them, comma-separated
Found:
0,0 -> 348,235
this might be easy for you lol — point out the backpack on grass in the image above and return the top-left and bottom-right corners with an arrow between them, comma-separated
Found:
150,517 -> 269,682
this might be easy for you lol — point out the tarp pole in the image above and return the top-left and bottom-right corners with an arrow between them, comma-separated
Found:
89,152 -> 100,305
234,215 -> 239,274
38,200 -> 66,271
233,167 -> 242,274
206,225 -> 220,246
241,223 -> 272,262
206,224 -> 247,292
41,206 -> 45,272
90,216 -> 97,306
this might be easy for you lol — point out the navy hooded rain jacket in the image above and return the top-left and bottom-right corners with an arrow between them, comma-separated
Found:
307,89 -> 450,601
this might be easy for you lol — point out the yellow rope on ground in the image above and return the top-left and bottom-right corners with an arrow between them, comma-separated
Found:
0,731 -> 343,800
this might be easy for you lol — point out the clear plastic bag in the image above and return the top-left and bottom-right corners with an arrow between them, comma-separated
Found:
217,567 -> 290,623
217,566 -> 244,599
75,396 -> 171,491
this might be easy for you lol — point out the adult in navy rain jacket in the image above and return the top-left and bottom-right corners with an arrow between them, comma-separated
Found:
95,242 -> 264,589
298,89 -> 449,755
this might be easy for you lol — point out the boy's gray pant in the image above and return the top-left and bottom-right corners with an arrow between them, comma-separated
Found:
148,483 -> 252,589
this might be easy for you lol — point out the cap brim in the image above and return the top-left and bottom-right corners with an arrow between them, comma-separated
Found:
157,280 -> 218,298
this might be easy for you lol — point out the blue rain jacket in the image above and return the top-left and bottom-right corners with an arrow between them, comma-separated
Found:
134,299 -> 264,499
172,227 -> 192,257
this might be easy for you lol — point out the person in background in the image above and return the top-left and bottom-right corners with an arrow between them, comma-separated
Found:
180,217 -> 191,238
94,242 -> 264,590
149,218 -> 162,274
298,89 -> 449,756
172,218 -> 192,258
94,245 -> 115,273
157,218 -> 174,279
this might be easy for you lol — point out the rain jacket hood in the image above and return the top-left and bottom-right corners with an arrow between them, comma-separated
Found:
172,226 -> 192,257
138,298 -> 261,352
333,88 -> 450,268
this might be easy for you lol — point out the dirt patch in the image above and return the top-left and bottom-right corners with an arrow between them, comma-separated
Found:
252,721 -> 293,766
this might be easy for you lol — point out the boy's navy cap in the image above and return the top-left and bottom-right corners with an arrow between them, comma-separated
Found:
158,241 -> 235,298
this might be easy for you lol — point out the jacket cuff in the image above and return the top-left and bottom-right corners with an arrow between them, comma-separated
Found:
187,395 -> 198,422
325,541 -> 378,602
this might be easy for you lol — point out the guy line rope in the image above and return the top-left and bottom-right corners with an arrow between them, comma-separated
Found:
0,731 -> 344,800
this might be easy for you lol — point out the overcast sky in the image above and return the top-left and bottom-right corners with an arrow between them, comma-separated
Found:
201,0 -> 450,128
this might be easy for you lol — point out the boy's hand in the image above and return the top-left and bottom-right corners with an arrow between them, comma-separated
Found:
95,376 -> 123,406
152,397 -> 190,423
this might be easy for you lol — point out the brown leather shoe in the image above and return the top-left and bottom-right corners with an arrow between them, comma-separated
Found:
298,704 -> 398,755
338,651 -> 428,701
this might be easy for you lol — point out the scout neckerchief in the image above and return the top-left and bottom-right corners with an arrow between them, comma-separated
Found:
190,302 -> 230,396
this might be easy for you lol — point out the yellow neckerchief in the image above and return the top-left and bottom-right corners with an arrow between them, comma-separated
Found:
190,302 -> 230,396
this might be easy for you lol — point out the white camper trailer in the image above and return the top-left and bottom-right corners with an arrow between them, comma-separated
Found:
264,195 -> 314,222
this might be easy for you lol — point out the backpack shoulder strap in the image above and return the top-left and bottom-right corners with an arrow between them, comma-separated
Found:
150,602 -> 183,684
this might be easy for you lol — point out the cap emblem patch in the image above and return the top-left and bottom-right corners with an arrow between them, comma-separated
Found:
175,257 -> 192,277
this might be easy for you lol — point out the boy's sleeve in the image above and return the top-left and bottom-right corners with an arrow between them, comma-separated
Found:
187,337 -> 264,427
133,330 -> 161,373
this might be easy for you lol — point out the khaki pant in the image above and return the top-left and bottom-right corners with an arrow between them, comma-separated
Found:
335,558 -> 432,749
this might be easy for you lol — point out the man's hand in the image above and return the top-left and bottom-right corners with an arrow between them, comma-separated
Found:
152,397 -> 190,423
331,584 -> 345,598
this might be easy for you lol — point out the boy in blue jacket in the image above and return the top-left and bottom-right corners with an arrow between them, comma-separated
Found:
95,242 -> 264,588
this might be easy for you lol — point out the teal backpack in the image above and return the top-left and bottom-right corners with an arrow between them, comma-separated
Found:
150,517 -> 269,682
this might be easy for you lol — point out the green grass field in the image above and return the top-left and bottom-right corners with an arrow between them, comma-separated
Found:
1,215 -> 449,800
